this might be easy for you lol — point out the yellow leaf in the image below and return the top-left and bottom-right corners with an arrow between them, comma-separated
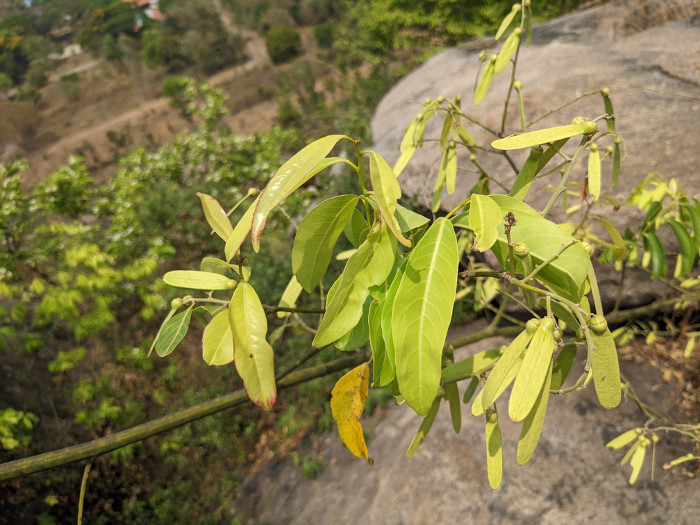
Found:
330,362 -> 373,464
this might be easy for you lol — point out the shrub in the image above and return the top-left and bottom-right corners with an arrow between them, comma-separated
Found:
265,26 -> 301,64
314,22 -> 335,49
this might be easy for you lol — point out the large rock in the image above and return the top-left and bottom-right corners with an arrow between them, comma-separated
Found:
371,0 -> 700,307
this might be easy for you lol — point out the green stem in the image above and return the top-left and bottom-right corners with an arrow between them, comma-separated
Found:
542,136 -> 589,217
523,239 -> 578,283
77,460 -> 92,525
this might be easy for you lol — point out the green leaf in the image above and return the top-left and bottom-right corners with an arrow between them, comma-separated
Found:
439,111 -> 453,152
344,208 -> 369,248
629,440 -> 647,484
474,55 -> 497,106
482,328 -> 534,410
524,3 -> 533,45
369,152 -> 411,247
492,123 -> 590,150
550,343 -> 577,390
594,216 -> 626,261
196,192 -> 233,241
163,271 -> 237,291
517,360 -> 552,465
538,138 -> 570,171
292,195 -> 359,292
155,308 -> 192,357
509,147 -> 543,201
445,381 -> 461,433
230,283 -> 276,411
406,395 -> 441,458
202,310 -> 233,365
252,136 -> 348,251
463,377 -> 479,404
442,141 -> 458,195
393,101 -> 439,176
277,275 -> 303,319
495,4 -> 521,40
469,194 -> 502,252
149,306 -> 177,356
494,28 -> 521,75
200,257 -> 233,275
587,144 -> 602,201
225,195 -> 259,262
380,258 -> 409,383
370,300 -> 394,386
335,295 -> 371,351
441,348 -> 502,384
681,201 -> 700,252
606,428 -> 642,450
665,218 -> 695,279
612,140 -> 621,186
601,88 -> 616,133
591,327 -> 621,409
643,231 -> 667,280
395,204 -> 429,234
331,362 -> 373,464
509,318 -> 555,422
393,218 -> 458,416
485,408 -> 503,489
313,226 -> 395,347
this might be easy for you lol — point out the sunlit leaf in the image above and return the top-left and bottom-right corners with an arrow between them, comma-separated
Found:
485,408 -> 503,489
629,440 -> 647,484
593,216 -> 626,261
443,141 -> 458,195
643,231 -> 667,280
344,208 -> 369,248
395,204 -> 429,234
313,226 -> 395,347
393,218 -> 458,416
380,258 -> 409,384
252,136 -> 348,251
230,283 -> 276,411
225,195 -> 259,262
591,326 -> 621,409
601,88 -> 616,133
469,194 -> 502,252
441,347 -> 501,384
369,152 -> 411,247
495,4 -> 521,40
550,343 -> 577,390
163,271 -> 237,291
509,146 -> 543,201
606,428 -> 642,450
196,192 -> 233,241
482,328 -> 534,410
331,362 -> 373,464
370,300 -> 393,386
474,55 -> 496,106
406,395 -> 441,458
494,28 -> 521,75
292,195 -> 359,292
517,360 -> 552,465
155,308 -> 192,357
149,305 -> 177,356
334,296 -> 371,351
587,144 -> 602,201
492,122 -> 592,151
202,310 -> 233,365
276,274 -> 303,319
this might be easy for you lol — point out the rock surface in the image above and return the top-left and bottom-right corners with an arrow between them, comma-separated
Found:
233,4 -> 700,524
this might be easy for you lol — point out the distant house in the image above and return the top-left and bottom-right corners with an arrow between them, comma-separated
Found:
122,0 -> 166,24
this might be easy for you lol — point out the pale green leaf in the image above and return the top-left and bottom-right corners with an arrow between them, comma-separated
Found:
509,318 -> 555,422
163,271 -> 237,291
155,308 -> 192,357
442,142 -> 458,195
517,360 -> 552,465
380,258 -> 409,383
474,55 -> 497,106
252,135 -> 348,251
334,295 -> 371,351
225,195 -> 260,262
550,343 -> 577,390
230,283 -> 276,411
469,194 -> 501,252
606,428 -> 642,450
393,218 -> 458,416
591,327 -> 621,409
588,144 -> 602,201
395,204 -> 429,234
440,347 -> 501,384
509,147 -> 543,201
494,28 -> 521,75
496,4 -> 521,39
331,362 -> 373,463
629,441 -> 647,484
202,310 -> 233,365
313,226 -> 395,347
370,300 -> 394,386
292,195 -> 359,292
277,274 -> 303,319
485,408 -> 503,489
482,328 -> 534,410
149,306 -> 177,356
196,192 -> 233,241
406,395 -> 441,458
200,257 -> 233,275
492,123 -> 590,150
344,208 -> 369,248
369,152 -> 411,247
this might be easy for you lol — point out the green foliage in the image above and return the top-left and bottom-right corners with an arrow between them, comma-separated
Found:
313,22 -> 335,49
0,408 -> 38,451
265,25 -> 301,64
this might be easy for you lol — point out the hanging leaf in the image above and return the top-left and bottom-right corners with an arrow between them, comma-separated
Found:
149,305 -> 178,356
524,2 -> 533,45
393,218 -> 458,416
612,139 -> 621,186
517,360 -> 553,465
370,300 -> 394,386
485,408 -> 503,489
331,362 -> 373,464
509,146 -> 543,201
230,283 -> 277,411
642,231 -> 667,280
252,136 -> 349,251
474,55 -> 497,106
495,4 -> 521,40
441,347 -> 502,384
665,218 -> 695,279
155,308 -> 192,357
380,258 -> 409,384
292,195 -> 359,292
593,216 -> 626,261
470,194 -> 502,252
344,208 -> 370,248
591,326 -> 621,409
196,192 -> 233,241
601,88 -> 616,133
629,439 -> 648,484
606,428 -> 642,450
550,343 -> 577,390
587,144 -> 602,201
509,317 -> 555,422
369,152 -> 411,247
406,395 -> 441,458
443,141 -> 458,195
439,111 -> 453,152
334,296 -> 371,351
313,226 -> 395,347
482,327 -> 535,410
202,310 -> 233,365
445,381 -> 461,433
680,201 -> 700,252
163,271 -> 237,291
393,101 -> 438,176
463,377 -> 479,403
494,28 -> 521,75
492,121 -> 594,150
276,275 -> 303,319
225,195 -> 260,262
